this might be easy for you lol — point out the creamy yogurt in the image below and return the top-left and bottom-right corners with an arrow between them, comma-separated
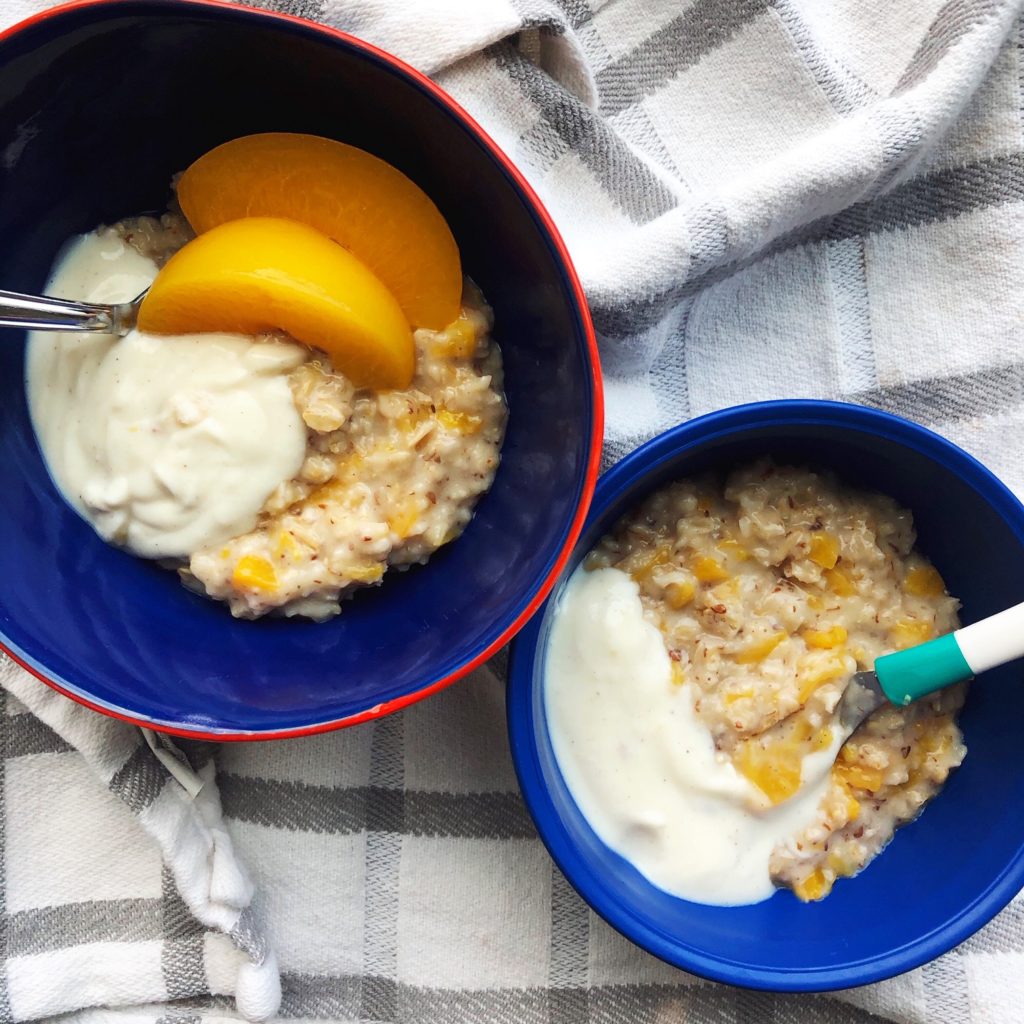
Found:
27,230 -> 307,558
544,566 -> 842,906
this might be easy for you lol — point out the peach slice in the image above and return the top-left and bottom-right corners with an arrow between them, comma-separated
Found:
177,132 -> 461,330
138,217 -> 414,390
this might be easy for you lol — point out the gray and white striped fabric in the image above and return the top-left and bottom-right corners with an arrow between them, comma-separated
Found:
1,0 -> 1024,1021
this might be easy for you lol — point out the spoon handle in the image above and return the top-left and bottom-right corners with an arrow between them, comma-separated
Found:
875,599 -> 1024,706
0,288 -> 118,333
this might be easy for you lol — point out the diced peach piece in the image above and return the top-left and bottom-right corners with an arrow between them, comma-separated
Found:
389,501 -> 423,539
905,564 -> 946,598
809,532 -> 841,569
346,563 -> 385,583
724,688 -> 754,705
232,555 -> 277,592
797,653 -> 848,703
891,619 -> 933,649
718,538 -> 749,560
430,316 -> 477,359
692,556 -> 729,584
824,567 -> 856,596
793,869 -> 832,902
735,631 -> 787,664
734,739 -> 804,804
835,753 -> 885,793
664,580 -> 695,609
436,409 -> 482,434
803,625 -> 847,649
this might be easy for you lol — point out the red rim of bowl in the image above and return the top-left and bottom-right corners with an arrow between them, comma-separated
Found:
0,0 -> 604,742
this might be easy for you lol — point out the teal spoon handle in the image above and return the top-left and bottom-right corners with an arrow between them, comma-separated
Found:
875,600 -> 1024,706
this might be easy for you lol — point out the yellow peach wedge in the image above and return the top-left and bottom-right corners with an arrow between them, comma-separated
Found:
177,132 -> 462,330
138,217 -> 414,390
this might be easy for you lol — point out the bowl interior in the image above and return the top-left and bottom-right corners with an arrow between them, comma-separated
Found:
0,1 -> 596,734
508,405 -> 1024,988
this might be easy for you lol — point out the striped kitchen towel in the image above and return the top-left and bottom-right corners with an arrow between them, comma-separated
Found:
2,0 -> 1024,1022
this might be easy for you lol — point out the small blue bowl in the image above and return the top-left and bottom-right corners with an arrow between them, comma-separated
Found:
0,0 -> 602,738
508,400 -> 1024,990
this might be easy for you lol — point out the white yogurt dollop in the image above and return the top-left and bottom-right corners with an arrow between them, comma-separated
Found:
544,566 -> 841,906
26,230 -> 307,558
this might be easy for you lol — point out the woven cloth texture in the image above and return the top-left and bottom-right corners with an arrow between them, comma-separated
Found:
2,0 -> 1024,1021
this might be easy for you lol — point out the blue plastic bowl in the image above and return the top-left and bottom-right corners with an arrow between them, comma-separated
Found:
508,400 -> 1024,990
0,0 -> 602,738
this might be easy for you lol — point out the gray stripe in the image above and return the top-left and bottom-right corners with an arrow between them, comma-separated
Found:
733,991 -> 778,1024
774,995 -> 894,1023
593,150 -> 1024,338
924,956 -> 974,1023
1019,16 -> 1024,148
179,739 -> 216,774
405,986 -> 550,1024
406,790 -> 536,838
243,0 -> 326,21
219,773 -> 365,833
896,0 -> 1003,94
772,0 -> 877,114
548,868 -> 589,1024
162,938 -> 207,1000
569,3 -> 689,186
517,116 -> 573,176
641,299 -> 693,433
220,773 -> 537,839
511,0 -> 593,32
154,996 -> 236,1022
824,236 -> 877,394
491,43 -> 678,225
229,903 -> 269,963
4,714 -> 74,758
0,694 -> 12,1024
590,984 -> 727,1023
866,105 -> 927,197
855,360 -> 1024,424
161,867 -> 207,1000
361,715 -> 404,1021
595,0 -> 770,118
683,202 -> 731,279
8,898 -> 162,956
109,742 -> 170,814
161,867 -> 205,941
735,988 -> 777,1022
283,979 -> 550,1024
609,105 -> 688,185
274,979 -> 908,1024
279,973 -> 362,1019
588,985 -> 693,1024
958,896 -> 1024,953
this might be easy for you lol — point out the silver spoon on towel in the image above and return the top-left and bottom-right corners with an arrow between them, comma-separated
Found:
0,287 -> 146,335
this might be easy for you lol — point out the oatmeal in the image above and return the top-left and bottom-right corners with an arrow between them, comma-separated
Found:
580,461 -> 965,902
188,283 -> 505,619
28,212 -> 506,620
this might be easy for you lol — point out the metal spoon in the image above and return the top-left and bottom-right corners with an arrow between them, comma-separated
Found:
835,599 -> 1024,742
745,600 -> 1024,810
0,287 -> 146,336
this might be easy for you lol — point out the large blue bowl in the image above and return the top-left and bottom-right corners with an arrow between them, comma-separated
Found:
0,0 -> 602,738
508,400 -> 1024,990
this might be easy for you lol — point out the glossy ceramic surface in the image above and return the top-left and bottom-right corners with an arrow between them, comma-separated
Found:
0,0 -> 602,737
508,400 -> 1024,990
